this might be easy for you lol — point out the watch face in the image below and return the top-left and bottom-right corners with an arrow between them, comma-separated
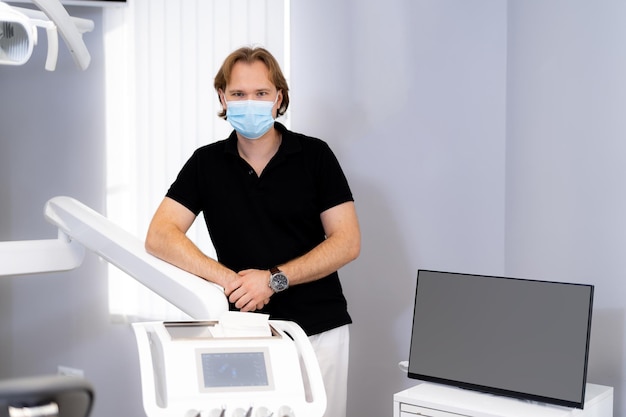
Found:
271,273 -> 289,292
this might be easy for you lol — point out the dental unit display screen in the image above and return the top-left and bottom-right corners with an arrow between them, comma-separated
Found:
197,348 -> 274,392
408,270 -> 594,409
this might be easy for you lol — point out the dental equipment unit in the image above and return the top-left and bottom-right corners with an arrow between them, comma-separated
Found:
0,196 -> 327,417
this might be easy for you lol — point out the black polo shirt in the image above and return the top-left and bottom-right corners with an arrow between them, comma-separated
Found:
166,122 -> 353,335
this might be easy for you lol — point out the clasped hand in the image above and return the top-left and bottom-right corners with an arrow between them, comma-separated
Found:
224,269 -> 273,312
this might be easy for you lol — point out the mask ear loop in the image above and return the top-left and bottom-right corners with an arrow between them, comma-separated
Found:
218,91 -> 228,117
273,90 -> 281,118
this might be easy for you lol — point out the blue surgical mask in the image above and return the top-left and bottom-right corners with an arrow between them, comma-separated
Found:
226,96 -> 277,139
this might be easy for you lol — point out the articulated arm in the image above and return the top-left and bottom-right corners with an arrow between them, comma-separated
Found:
0,196 -> 228,321
0,229 -> 85,276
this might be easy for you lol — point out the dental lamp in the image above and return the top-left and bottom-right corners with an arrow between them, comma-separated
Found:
0,0 -> 93,70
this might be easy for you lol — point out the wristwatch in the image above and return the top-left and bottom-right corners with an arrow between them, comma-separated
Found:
269,266 -> 289,293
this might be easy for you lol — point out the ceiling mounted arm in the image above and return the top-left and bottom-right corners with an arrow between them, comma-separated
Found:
30,0 -> 93,70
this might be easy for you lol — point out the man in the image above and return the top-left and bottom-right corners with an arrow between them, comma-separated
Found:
145,46 -> 360,417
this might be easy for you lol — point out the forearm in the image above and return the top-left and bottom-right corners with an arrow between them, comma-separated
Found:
227,235 -> 359,312
279,229 -> 360,286
145,223 -> 236,288
222,202 -> 360,312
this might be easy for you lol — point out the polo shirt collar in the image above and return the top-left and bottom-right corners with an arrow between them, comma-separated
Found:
224,122 -> 301,157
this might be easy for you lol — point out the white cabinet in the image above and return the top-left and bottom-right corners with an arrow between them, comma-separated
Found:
394,383 -> 613,417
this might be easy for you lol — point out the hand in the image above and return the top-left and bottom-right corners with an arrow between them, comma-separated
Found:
224,269 -> 273,312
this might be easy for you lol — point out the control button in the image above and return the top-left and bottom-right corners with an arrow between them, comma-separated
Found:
254,406 -> 272,417
277,406 -> 295,417
231,407 -> 247,417
206,408 -> 225,417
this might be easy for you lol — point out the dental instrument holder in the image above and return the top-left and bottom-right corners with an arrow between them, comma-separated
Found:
0,196 -> 327,417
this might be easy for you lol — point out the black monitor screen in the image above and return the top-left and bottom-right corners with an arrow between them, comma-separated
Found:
408,270 -> 594,409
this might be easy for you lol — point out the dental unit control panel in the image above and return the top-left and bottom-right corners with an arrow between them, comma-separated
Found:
134,318 -> 325,417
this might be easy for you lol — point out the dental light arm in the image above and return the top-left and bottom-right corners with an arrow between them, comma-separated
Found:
0,196 -> 229,321
0,0 -> 93,70
31,0 -> 92,69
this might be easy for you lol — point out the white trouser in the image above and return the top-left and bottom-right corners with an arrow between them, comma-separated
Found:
308,325 -> 350,417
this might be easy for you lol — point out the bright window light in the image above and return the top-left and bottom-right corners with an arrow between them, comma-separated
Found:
103,0 -> 290,322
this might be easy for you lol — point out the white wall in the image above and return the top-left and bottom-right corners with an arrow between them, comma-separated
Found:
290,1 -> 507,416
505,0 -> 626,413
1,1 -> 625,417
